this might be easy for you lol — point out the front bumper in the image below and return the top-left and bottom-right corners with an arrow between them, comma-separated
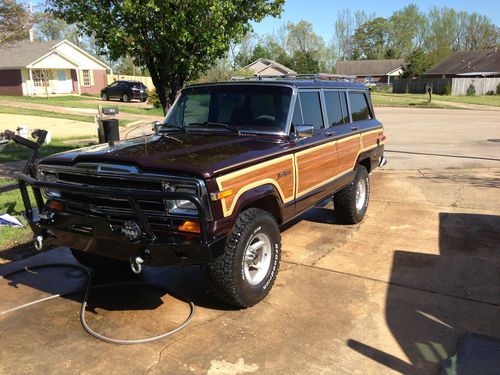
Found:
18,173 -> 225,266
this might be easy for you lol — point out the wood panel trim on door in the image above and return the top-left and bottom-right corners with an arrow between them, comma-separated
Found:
216,154 -> 295,217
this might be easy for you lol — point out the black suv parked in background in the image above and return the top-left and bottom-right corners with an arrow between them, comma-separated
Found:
101,80 -> 148,102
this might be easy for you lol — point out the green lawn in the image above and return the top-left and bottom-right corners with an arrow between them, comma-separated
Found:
433,94 -> 500,107
0,105 -> 96,123
0,137 -> 95,162
372,92 -> 500,108
0,178 -> 34,251
0,95 -> 164,116
371,93 -> 458,108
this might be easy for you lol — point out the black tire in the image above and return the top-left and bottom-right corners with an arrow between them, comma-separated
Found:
207,208 -> 281,308
334,165 -> 370,224
122,93 -> 130,102
101,92 -> 109,101
141,97 -> 147,102
71,249 -> 128,271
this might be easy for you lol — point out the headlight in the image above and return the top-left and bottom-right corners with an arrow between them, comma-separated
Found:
163,182 -> 198,216
39,171 -> 61,198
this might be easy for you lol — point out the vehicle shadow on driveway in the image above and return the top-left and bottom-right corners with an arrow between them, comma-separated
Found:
0,249 -> 236,316
346,212 -> 500,374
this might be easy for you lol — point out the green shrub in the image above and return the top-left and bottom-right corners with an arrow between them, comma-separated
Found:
443,82 -> 451,95
147,88 -> 161,108
496,83 -> 500,95
486,90 -> 495,96
466,83 -> 476,96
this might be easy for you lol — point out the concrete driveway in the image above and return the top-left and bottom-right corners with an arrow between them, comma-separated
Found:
0,107 -> 499,374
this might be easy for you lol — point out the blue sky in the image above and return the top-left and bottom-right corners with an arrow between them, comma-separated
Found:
251,0 -> 500,42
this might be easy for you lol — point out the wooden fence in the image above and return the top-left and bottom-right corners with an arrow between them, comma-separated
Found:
393,78 -> 452,95
451,77 -> 500,95
393,77 -> 500,95
106,74 -> 155,90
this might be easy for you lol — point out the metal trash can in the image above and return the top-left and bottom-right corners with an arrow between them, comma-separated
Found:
102,119 -> 120,143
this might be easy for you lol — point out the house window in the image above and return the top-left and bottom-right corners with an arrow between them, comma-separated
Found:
82,70 -> 91,86
33,69 -> 52,87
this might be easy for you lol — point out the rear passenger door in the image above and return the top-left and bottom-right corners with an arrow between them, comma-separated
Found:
293,90 -> 338,212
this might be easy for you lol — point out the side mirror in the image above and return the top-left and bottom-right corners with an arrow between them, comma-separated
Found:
151,120 -> 163,132
294,125 -> 315,138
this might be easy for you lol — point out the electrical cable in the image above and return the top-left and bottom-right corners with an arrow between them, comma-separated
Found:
0,263 -> 195,345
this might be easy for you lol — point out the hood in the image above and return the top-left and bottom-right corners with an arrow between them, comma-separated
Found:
40,132 -> 289,178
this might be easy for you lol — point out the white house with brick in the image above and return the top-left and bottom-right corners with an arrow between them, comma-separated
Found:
0,39 -> 110,96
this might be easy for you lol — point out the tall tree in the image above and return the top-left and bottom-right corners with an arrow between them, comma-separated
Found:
286,20 -> 324,55
0,0 -> 30,44
34,13 -> 80,43
354,17 -> 390,60
424,7 -> 458,63
388,4 -> 425,58
334,9 -> 354,61
49,0 -> 284,113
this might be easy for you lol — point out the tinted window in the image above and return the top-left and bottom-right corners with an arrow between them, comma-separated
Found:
291,98 -> 303,128
324,91 -> 345,126
298,91 -> 324,130
166,85 -> 293,132
349,92 -> 371,122
339,91 -> 350,123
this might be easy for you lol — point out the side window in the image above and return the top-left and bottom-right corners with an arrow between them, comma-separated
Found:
324,91 -> 345,126
339,91 -> 350,123
291,97 -> 303,128
349,92 -> 372,122
298,91 -> 324,130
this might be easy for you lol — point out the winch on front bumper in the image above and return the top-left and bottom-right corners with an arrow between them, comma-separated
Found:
17,173 -> 226,267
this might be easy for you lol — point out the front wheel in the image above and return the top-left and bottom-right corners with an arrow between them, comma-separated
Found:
101,92 -> 109,101
122,93 -> 130,102
334,165 -> 370,224
207,208 -> 281,308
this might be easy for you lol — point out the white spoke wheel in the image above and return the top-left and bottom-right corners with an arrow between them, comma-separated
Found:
207,208 -> 281,308
243,233 -> 273,286
334,165 -> 370,224
355,178 -> 367,212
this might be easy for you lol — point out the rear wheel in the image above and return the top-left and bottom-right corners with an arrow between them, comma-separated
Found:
334,165 -> 370,224
207,208 -> 281,308
70,249 -> 128,271
122,93 -> 130,102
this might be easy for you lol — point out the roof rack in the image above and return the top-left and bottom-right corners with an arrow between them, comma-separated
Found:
230,73 -> 357,82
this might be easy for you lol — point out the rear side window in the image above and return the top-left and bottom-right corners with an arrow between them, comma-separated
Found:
349,92 -> 371,122
298,91 -> 324,130
324,91 -> 348,126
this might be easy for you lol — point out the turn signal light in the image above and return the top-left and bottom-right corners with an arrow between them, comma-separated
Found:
47,200 -> 64,211
178,220 -> 200,233
210,189 -> 233,201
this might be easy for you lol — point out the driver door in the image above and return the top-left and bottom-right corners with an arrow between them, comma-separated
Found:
293,90 -> 338,213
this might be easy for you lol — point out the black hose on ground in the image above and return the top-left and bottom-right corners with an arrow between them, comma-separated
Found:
0,263 -> 195,345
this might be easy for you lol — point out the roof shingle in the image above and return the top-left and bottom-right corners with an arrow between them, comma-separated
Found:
0,40 -> 61,69
425,49 -> 500,76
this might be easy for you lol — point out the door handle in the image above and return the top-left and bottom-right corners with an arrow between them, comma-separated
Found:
350,126 -> 359,131
324,130 -> 336,137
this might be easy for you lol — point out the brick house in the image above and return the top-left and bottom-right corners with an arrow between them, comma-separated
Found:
0,39 -> 110,96
335,59 -> 406,84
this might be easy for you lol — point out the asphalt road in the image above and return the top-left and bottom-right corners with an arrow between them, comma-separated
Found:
0,107 -> 499,374
377,107 -> 500,169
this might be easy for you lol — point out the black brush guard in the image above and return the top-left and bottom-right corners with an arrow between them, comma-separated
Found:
2,129 -> 225,266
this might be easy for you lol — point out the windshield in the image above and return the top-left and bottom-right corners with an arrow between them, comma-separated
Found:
165,85 -> 293,133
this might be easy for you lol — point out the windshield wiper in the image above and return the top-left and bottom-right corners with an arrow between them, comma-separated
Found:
159,124 -> 186,132
188,122 -> 241,135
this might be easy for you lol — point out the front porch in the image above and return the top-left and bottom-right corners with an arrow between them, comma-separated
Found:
22,68 -> 82,96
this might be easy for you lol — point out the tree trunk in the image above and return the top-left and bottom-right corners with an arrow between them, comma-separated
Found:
146,60 -> 186,115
